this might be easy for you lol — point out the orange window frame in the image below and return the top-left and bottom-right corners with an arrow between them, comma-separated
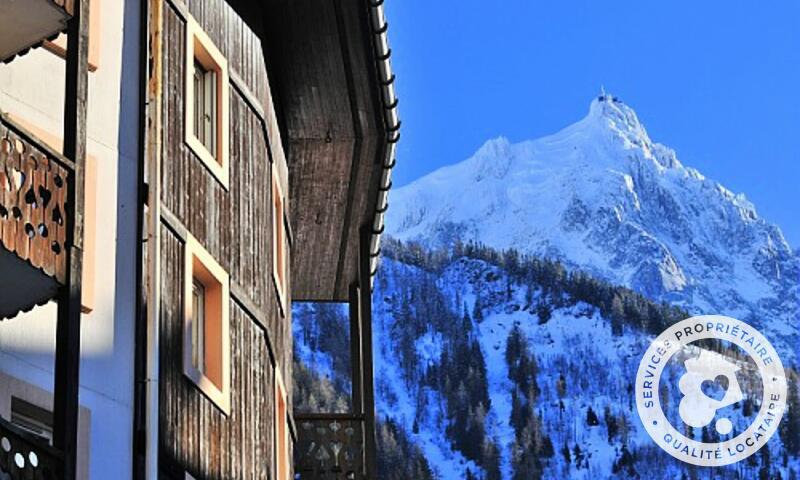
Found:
184,15 -> 230,189
182,233 -> 231,415
275,370 -> 290,480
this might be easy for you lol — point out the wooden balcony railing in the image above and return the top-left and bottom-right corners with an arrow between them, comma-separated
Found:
0,113 -> 73,318
294,413 -> 366,480
0,417 -> 62,480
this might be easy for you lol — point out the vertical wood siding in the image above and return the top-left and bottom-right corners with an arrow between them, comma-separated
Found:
158,1 -> 292,478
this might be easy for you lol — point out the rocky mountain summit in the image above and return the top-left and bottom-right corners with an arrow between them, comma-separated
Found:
387,95 -> 799,357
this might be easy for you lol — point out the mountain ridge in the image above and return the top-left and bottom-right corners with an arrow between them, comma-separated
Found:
386,95 -> 799,358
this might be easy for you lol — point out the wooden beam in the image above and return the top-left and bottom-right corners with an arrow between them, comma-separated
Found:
53,0 -> 89,479
349,282 -> 364,415
349,282 -> 369,477
358,226 -> 377,479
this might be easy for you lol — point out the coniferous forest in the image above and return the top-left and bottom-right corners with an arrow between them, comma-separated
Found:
294,238 -> 800,479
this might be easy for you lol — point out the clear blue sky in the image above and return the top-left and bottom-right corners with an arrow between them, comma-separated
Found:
385,1 -> 800,246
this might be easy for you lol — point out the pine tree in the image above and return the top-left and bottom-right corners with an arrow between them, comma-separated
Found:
604,405 -> 618,443
612,444 -> 636,476
524,283 -> 534,309
473,291 -> 484,322
561,442 -> 571,466
573,444 -> 584,469
780,370 -> 800,456
539,433 -> 555,458
556,374 -> 567,399
758,445 -> 771,480
461,303 -> 473,332
743,396 -> 754,417
482,440 -> 502,480
586,406 -> 600,426
618,413 -> 630,444
535,300 -> 552,324
611,294 -> 624,336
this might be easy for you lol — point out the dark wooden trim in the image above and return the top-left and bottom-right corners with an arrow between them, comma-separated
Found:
286,408 -> 298,445
229,67 -> 265,125
282,202 -> 294,249
132,0 -> 151,477
158,204 -> 187,241
331,0 -> 366,298
53,0 -> 89,479
358,226 -> 377,479
164,0 -> 188,21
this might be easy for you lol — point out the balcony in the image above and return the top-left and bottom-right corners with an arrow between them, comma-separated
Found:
0,417 -> 62,480
0,0 -> 73,63
0,113 -> 73,319
294,413 -> 366,480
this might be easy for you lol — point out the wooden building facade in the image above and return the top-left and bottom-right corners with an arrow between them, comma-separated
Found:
137,0 -> 398,479
144,0 -> 293,478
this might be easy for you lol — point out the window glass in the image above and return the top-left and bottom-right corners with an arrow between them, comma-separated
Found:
10,398 -> 53,445
193,60 -> 218,156
191,279 -> 206,374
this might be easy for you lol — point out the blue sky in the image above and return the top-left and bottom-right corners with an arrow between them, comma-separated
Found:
385,1 -> 800,246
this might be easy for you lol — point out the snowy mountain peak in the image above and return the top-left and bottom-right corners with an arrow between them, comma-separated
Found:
471,136 -> 514,182
588,93 -> 651,144
387,95 -> 799,355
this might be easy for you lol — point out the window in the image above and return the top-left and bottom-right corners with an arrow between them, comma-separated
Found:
193,60 -> 218,155
185,15 -> 229,188
183,233 -> 230,414
272,164 -> 288,314
274,370 -> 290,480
10,398 -> 53,445
191,279 -> 206,374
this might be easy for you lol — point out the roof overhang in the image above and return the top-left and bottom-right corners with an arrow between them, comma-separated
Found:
0,0 -> 72,63
263,0 -> 398,302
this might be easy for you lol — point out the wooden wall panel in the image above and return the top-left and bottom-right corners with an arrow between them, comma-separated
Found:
159,228 -> 275,480
158,1 -> 292,478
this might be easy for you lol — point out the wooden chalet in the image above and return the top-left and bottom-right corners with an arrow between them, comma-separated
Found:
135,0 -> 397,479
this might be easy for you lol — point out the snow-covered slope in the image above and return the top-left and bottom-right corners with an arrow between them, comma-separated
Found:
387,95 -> 799,358
364,251 -> 800,479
